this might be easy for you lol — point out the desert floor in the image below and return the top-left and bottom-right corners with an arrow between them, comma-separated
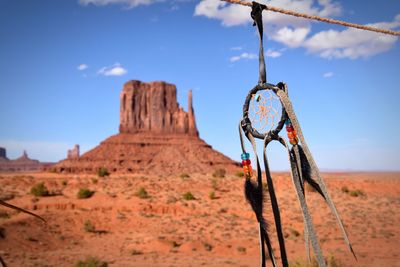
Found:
0,171 -> 399,267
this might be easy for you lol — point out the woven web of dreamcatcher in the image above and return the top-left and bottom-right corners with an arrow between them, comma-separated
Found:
249,90 -> 282,133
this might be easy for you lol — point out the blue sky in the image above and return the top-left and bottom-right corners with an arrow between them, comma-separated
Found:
0,0 -> 399,171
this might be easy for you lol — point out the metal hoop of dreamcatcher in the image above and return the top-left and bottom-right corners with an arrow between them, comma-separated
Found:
238,2 -> 356,267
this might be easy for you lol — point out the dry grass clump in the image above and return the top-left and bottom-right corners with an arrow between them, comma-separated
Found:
135,187 -> 149,199
180,173 -> 190,179
77,188 -> 95,199
209,191 -> 217,200
183,191 -> 195,200
97,167 -> 109,177
341,186 -> 365,197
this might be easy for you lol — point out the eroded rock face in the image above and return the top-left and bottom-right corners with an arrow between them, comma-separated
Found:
119,81 -> 198,136
55,133 -> 239,174
55,80 -> 238,174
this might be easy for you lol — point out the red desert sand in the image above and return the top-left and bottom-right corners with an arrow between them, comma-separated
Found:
0,171 -> 399,266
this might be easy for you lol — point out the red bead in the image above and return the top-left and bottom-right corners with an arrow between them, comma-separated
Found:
242,159 -> 251,166
286,125 -> 294,132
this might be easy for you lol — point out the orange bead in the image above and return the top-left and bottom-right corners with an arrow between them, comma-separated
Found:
245,171 -> 252,178
289,137 -> 299,145
287,131 -> 297,139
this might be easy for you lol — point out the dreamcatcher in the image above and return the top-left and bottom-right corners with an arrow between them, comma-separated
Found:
238,3 -> 356,267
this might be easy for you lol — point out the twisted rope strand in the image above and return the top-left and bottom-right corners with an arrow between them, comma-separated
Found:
221,0 -> 400,36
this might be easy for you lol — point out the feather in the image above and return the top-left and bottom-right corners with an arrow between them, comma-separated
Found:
295,145 -> 325,199
244,179 -> 264,223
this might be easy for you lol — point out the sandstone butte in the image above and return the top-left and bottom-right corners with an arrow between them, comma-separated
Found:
54,80 -> 239,174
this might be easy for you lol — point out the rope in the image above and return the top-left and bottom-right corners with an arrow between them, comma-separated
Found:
221,0 -> 400,36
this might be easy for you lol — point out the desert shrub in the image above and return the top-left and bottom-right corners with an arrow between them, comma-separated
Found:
77,188 -> 94,199
235,171 -> 244,177
183,191 -> 195,200
209,191 -> 217,200
131,249 -> 143,255
97,167 -> 109,177
171,240 -> 180,247
61,180 -> 68,186
135,187 -> 149,199
204,242 -> 213,251
341,186 -> 349,193
237,246 -> 246,253
289,227 -> 301,237
30,182 -> 49,197
212,168 -> 226,178
75,256 -> 108,267
341,186 -> 364,197
219,207 -> 228,213
180,173 -> 190,179
91,178 -> 98,184
84,220 -> 96,233
349,189 -> 365,197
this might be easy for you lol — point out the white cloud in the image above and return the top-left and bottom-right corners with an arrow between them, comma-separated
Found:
194,0 -> 250,26
266,48 -> 282,58
195,1 -> 399,59
78,0 -> 162,8
77,64 -> 88,71
304,17 -> 400,59
323,71 -> 333,78
272,26 -> 311,48
98,63 -> 128,76
230,52 -> 257,62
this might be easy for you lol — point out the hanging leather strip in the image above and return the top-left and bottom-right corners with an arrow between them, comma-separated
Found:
248,132 -> 277,267
263,136 -> 289,267
251,1 -> 267,85
277,89 -> 356,259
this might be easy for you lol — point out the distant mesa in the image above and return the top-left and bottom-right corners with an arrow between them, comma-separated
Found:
0,148 -> 53,172
55,80 -> 238,174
